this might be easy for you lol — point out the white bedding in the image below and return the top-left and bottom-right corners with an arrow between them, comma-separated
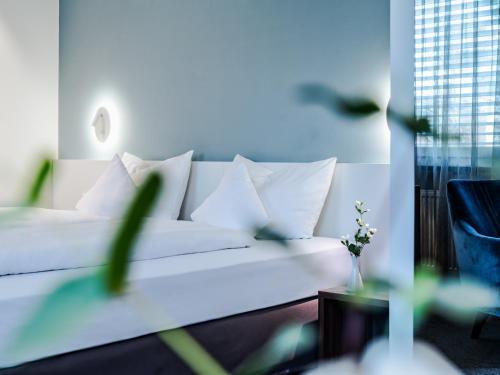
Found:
0,207 -> 107,226
0,237 -> 350,367
0,209 -> 253,276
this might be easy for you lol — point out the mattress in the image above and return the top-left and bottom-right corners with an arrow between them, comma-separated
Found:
0,237 -> 350,367
0,217 -> 254,276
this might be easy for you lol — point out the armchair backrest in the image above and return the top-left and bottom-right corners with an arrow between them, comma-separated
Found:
447,179 -> 500,237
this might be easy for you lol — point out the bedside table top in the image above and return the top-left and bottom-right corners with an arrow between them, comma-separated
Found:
318,286 -> 389,308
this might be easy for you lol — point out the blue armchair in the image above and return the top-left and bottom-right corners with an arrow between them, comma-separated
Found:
447,179 -> 500,339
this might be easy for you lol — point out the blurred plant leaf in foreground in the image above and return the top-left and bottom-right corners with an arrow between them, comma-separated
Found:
10,172 -> 162,357
434,278 -> 499,321
412,266 -> 497,325
296,83 -> 380,118
235,323 -> 315,375
254,226 -> 288,247
11,169 -> 229,375
25,159 -> 52,206
351,277 -> 393,306
8,272 -> 107,356
104,172 -> 162,294
347,265 -> 497,330
412,266 -> 440,328
385,108 -> 431,134
0,158 -> 52,223
305,338 -> 460,375
0,159 -> 52,224
297,83 -> 462,143
387,109 -> 460,141
409,266 -> 497,327
159,329 -> 229,375
126,291 -> 229,375
336,96 -> 381,117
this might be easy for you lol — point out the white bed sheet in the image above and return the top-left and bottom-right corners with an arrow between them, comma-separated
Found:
0,213 -> 254,276
0,207 -> 107,227
0,237 -> 350,367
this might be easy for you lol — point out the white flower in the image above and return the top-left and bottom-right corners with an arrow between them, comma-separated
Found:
365,223 -> 370,227
370,228 -> 378,233
355,200 -> 362,206
367,233 -> 372,238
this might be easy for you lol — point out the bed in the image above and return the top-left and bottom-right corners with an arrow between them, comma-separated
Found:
0,160 -> 390,374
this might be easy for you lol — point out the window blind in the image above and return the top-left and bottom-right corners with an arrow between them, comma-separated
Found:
415,0 -> 500,167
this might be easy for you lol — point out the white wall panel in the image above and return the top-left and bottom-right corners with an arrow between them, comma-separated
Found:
0,0 -> 59,205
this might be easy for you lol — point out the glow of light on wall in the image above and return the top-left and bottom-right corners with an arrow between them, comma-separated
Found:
86,91 -> 126,159
379,69 -> 392,132
365,70 -> 392,162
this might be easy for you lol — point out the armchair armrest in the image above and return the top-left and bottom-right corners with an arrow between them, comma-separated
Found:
452,220 -> 500,287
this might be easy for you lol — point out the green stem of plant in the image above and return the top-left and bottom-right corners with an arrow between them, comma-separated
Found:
158,329 -> 229,375
356,211 -> 363,248
126,290 -> 229,375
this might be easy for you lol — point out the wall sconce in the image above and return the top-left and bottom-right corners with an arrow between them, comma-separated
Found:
92,107 -> 111,142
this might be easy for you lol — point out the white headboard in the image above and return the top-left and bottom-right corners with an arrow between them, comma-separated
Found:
50,160 -> 390,276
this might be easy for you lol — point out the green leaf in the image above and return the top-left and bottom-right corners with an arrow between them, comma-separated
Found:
158,329 -> 229,375
434,278 -> 498,322
412,267 -> 440,328
347,243 -> 360,256
402,116 -> 432,134
336,97 -> 380,117
387,108 -> 430,135
104,172 -> 163,294
254,227 -> 288,247
235,324 -> 315,375
25,159 -> 52,206
125,290 -> 229,375
296,83 -> 380,118
0,159 -> 52,223
296,83 -> 332,105
9,172 -> 164,362
386,108 -> 462,143
9,272 -> 108,356
359,278 -> 393,296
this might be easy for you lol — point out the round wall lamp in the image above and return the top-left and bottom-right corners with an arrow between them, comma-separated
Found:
92,107 -> 111,142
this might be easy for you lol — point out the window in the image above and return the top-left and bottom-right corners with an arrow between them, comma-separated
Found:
415,0 -> 500,168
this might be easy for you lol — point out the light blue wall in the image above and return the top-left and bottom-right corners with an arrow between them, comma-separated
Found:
59,0 -> 390,162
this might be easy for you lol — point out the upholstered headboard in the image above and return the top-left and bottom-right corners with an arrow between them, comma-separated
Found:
49,160 -> 390,275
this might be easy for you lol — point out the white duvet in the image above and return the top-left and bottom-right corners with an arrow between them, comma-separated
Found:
0,208 -> 254,276
0,207 -> 107,226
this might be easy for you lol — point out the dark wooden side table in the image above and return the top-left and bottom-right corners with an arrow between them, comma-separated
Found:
318,287 -> 389,359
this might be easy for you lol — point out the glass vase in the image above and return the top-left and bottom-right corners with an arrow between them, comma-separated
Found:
346,253 -> 363,292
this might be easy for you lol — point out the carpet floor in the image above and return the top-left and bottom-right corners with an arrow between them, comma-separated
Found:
417,315 -> 500,374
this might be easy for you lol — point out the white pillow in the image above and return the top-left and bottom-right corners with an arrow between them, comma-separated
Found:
76,155 -> 136,217
121,152 -> 154,177
191,163 -> 269,231
235,155 -> 336,239
121,150 -> 193,220
233,154 -> 273,189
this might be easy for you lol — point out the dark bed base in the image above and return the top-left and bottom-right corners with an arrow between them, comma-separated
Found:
2,298 -> 318,375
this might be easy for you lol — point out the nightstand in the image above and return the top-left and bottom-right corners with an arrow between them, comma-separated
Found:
318,287 -> 389,359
